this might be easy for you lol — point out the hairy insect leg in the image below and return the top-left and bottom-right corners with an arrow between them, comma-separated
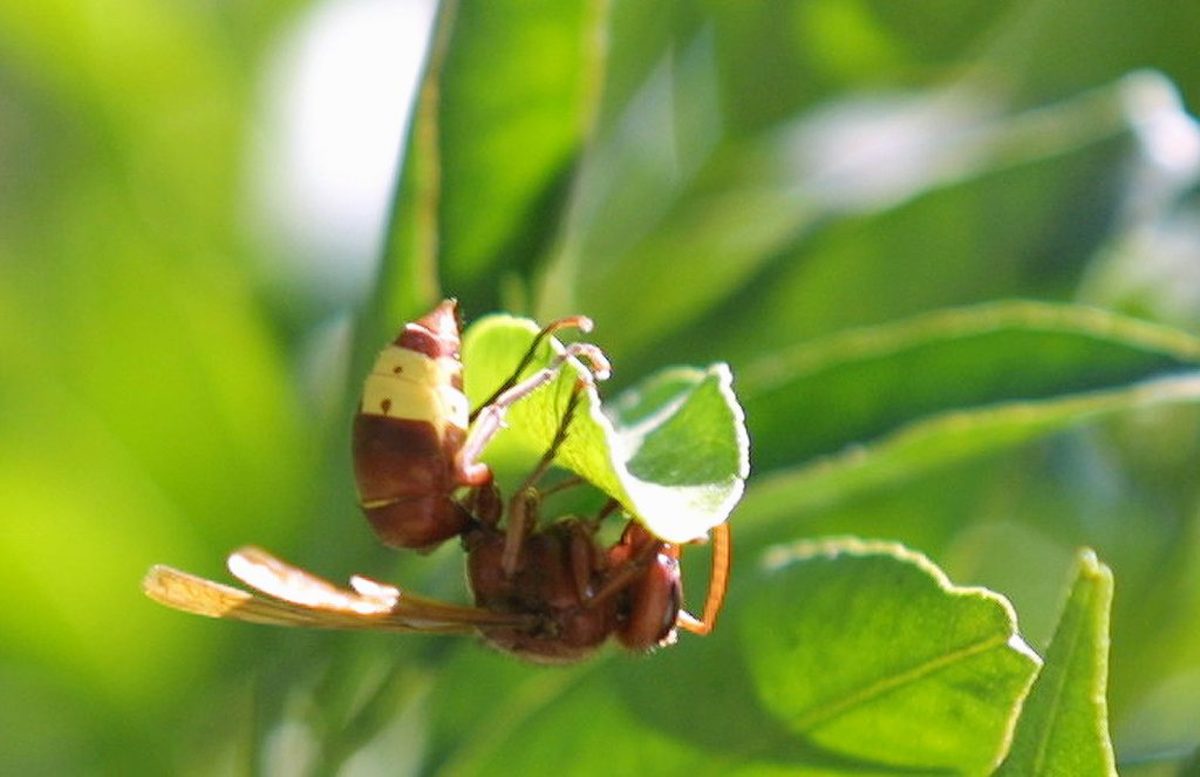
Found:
457,343 -> 609,483
565,520 -> 603,604
675,523 -> 732,636
514,383 -> 585,494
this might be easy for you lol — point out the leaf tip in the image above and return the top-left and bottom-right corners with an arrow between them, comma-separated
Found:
1074,548 -> 1113,587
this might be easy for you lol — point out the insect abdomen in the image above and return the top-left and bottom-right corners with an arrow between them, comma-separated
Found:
352,300 -> 487,550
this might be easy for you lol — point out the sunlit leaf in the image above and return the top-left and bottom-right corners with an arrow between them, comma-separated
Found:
368,0 -> 606,350
744,538 -> 1040,774
461,314 -> 749,542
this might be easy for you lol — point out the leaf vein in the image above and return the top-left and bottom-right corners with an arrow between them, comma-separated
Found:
793,634 -> 1012,732
1030,585 -> 1094,774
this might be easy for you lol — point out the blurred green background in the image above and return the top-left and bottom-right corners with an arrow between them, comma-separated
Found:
3,0 -> 1200,774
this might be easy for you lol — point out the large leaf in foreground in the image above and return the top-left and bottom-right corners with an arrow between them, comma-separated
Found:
997,550 -> 1116,776
461,314 -> 749,542
744,539 -> 1040,774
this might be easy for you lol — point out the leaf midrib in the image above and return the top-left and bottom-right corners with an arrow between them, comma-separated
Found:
1029,584 -> 1094,775
792,634 -> 1013,732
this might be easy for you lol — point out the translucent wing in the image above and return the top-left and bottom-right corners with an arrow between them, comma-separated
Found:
143,564 -> 347,628
143,547 -> 531,634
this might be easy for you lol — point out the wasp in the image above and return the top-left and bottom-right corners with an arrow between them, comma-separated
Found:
143,301 -> 731,660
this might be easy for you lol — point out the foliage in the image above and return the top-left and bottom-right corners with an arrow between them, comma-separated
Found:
997,550 -> 1116,776
2,0 -> 1200,774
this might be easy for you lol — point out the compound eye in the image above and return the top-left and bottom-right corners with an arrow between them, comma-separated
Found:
616,552 -> 682,652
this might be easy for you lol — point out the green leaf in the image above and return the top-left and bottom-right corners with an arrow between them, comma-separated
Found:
744,538 -> 1040,774
997,550 -> 1116,776
368,0 -> 607,338
461,313 -> 749,543
431,642 -> 898,776
740,300 -> 1200,471
741,371 -> 1200,528
430,654 -> 711,777
436,0 -> 604,295
731,301 -> 1200,527
549,77 -> 1139,372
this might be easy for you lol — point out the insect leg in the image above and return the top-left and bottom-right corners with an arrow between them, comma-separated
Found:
586,533 -> 660,610
460,482 -> 503,527
581,497 -> 621,533
513,382 -> 585,494
469,315 -> 596,422
457,344 -> 609,481
565,520 -> 603,604
500,487 -> 539,578
536,475 -> 585,499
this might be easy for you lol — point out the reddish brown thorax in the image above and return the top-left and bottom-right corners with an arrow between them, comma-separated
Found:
352,300 -> 487,551
465,518 -> 684,662
466,519 -> 616,663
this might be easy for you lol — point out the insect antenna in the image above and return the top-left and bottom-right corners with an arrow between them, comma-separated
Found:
675,523 -> 732,635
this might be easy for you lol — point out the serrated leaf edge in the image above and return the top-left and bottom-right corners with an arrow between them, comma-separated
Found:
761,537 -> 1042,735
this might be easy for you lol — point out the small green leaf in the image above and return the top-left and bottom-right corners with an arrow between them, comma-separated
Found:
461,314 -> 749,542
744,538 -> 1040,774
997,550 -> 1116,776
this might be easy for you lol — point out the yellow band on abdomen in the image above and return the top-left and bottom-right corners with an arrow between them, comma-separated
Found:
359,346 -> 468,431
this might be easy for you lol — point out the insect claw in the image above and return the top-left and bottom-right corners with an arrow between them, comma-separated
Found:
565,343 -> 610,382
